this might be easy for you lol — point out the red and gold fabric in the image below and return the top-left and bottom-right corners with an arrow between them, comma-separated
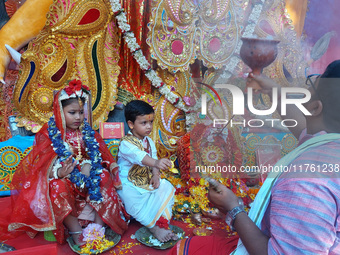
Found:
0,88 -> 128,243
13,0 -> 121,132
117,0 -> 152,99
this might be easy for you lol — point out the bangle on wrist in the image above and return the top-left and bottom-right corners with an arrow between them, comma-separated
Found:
52,167 -> 60,179
225,206 -> 246,231
225,198 -> 245,232
52,160 -> 63,179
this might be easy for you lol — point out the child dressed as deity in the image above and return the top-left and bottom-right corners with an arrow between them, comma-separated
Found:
117,100 -> 178,243
1,80 -> 128,249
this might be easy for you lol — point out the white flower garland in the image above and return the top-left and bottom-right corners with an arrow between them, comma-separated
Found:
124,32 -> 140,52
132,50 -> 150,70
109,0 -> 189,113
110,0 -> 267,127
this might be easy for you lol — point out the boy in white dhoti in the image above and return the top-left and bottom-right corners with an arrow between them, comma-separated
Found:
117,100 -> 178,242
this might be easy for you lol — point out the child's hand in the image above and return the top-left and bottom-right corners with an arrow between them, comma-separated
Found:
150,174 -> 160,189
81,163 -> 91,177
58,156 -> 77,178
154,158 -> 172,170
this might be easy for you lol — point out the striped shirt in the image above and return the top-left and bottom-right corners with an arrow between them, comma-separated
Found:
261,130 -> 340,254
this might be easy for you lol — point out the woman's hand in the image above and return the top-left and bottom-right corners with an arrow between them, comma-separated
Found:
58,156 -> 77,178
208,182 -> 239,214
247,73 -> 280,95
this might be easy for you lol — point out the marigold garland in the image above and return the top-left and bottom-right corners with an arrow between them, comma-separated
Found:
80,237 -> 115,254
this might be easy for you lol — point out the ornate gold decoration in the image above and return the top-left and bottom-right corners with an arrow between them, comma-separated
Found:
13,0 -> 121,132
151,69 -> 189,159
242,133 -> 297,168
117,88 -> 136,106
31,88 -> 54,113
255,2 -> 307,88
240,2 -> 309,112
201,145 -> 224,166
201,69 -> 245,146
147,0 -> 248,72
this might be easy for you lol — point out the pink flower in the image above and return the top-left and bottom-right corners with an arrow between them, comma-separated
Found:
82,223 -> 105,242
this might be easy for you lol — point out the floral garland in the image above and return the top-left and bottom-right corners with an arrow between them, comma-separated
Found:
110,0 -> 275,132
80,223 -> 116,254
109,0 -> 190,113
48,117 -> 104,203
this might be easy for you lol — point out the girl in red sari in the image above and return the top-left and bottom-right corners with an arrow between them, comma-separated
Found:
0,80 -> 128,247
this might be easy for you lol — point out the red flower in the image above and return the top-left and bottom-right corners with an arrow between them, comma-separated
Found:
69,79 -> 82,89
82,85 -> 90,91
155,216 -> 169,229
64,79 -> 87,96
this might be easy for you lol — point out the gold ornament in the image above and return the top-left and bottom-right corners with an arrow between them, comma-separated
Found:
76,131 -> 83,161
13,0 -> 121,132
147,0 -> 247,72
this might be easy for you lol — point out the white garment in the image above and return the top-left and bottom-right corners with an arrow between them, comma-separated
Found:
117,134 -> 175,228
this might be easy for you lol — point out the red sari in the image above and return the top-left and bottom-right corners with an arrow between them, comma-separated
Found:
0,90 -> 129,244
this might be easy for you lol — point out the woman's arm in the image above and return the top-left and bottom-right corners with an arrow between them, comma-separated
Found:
208,183 -> 269,255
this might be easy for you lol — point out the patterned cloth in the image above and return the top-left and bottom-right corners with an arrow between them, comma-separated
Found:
117,132 -> 157,191
0,135 -> 35,196
262,130 -> 340,254
117,132 -> 175,228
233,129 -> 340,254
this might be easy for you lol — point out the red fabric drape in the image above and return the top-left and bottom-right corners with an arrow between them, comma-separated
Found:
118,0 -> 152,98
0,90 -> 128,243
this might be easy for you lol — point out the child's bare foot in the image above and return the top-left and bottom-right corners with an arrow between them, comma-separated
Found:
70,231 -> 86,246
149,226 -> 178,242
170,231 -> 178,241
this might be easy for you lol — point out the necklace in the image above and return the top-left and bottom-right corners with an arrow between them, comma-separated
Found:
48,117 -> 104,203
76,131 -> 82,161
